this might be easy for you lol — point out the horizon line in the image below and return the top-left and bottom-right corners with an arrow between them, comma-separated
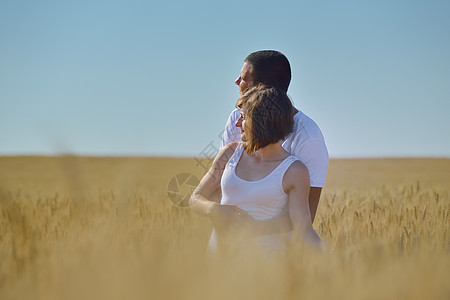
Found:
1,153 -> 450,160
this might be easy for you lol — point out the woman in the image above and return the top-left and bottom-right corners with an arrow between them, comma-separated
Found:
190,85 -> 322,255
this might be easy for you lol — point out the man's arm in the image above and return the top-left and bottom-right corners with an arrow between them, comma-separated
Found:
291,138 -> 328,222
309,187 -> 322,223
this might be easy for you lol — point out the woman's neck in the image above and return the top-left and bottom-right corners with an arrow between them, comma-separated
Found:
249,142 -> 289,162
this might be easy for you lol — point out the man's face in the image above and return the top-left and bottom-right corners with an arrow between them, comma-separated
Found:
235,61 -> 254,95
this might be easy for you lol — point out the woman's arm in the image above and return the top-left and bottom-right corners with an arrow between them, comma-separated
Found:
246,186 -> 321,236
284,161 -> 323,247
189,142 -> 251,234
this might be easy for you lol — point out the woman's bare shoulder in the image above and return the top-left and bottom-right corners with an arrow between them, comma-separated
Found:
288,160 -> 309,175
283,159 -> 310,191
212,142 -> 239,168
222,142 -> 239,153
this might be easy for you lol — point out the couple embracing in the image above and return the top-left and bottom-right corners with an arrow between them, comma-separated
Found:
190,50 -> 328,256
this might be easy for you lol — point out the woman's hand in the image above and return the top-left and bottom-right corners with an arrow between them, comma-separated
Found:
209,203 -> 253,236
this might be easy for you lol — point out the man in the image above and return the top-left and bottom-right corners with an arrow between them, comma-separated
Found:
221,50 -> 328,223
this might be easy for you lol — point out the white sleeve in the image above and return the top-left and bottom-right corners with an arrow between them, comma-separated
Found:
220,109 -> 241,149
294,139 -> 329,188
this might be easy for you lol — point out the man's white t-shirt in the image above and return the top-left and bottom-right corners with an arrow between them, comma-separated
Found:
220,108 -> 328,187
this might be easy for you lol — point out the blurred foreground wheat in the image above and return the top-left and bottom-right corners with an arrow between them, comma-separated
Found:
0,157 -> 449,300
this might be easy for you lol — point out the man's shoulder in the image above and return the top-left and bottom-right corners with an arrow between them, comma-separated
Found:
224,108 -> 240,125
221,108 -> 241,148
289,110 -> 325,142
228,108 -> 240,121
284,109 -> 329,188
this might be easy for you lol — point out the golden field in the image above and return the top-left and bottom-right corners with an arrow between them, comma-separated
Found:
0,156 -> 449,300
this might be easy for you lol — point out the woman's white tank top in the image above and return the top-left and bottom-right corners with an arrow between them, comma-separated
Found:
221,143 -> 299,220
208,143 -> 299,255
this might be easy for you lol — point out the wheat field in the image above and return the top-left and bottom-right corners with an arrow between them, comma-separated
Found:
0,156 -> 449,300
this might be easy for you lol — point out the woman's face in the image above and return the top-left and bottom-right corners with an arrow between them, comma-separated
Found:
235,108 -> 247,142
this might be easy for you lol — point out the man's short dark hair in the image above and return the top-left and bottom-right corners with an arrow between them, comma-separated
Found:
244,50 -> 291,93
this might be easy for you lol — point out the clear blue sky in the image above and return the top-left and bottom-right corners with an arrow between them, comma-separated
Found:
1,0 -> 449,157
